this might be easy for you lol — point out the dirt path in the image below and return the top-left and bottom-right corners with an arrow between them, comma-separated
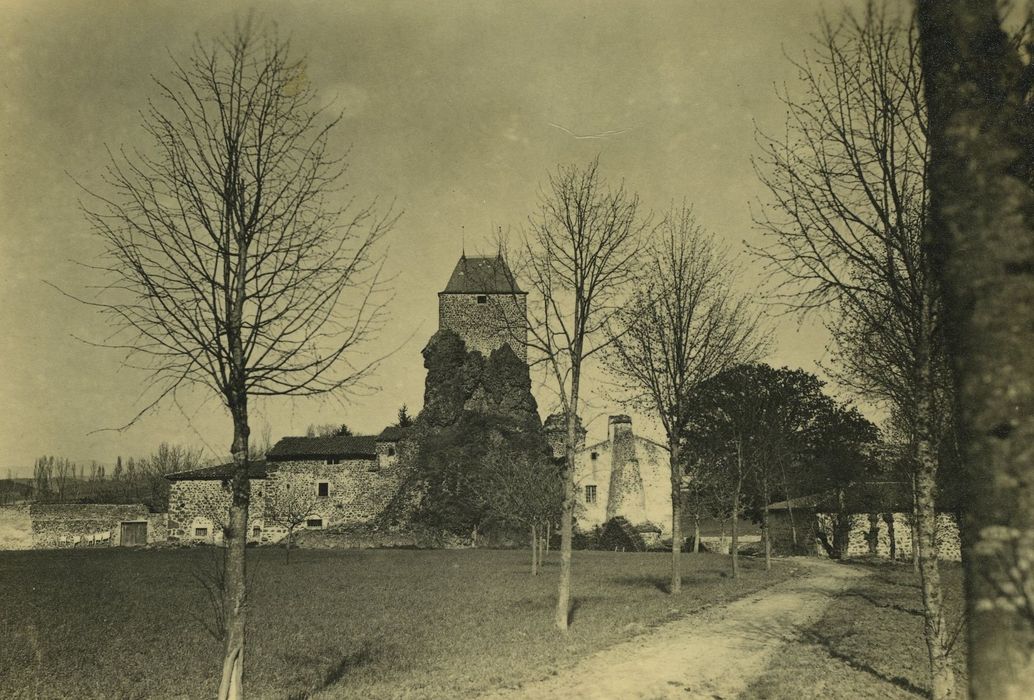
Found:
480,559 -> 869,700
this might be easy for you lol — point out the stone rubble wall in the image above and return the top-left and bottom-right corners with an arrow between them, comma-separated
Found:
262,457 -> 408,542
439,294 -> 527,361
818,511 -> 961,561
167,479 -> 266,545
28,503 -> 161,548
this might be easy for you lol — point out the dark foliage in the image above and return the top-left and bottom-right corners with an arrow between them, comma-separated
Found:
408,330 -> 550,536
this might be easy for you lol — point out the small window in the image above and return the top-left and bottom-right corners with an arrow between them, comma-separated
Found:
306,518 -> 323,529
195,527 -> 208,537
585,485 -> 597,504
252,527 -> 261,537
327,458 -> 341,465
317,482 -> 329,497
476,295 -> 488,304
387,446 -> 396,457
591,451 -> 598,461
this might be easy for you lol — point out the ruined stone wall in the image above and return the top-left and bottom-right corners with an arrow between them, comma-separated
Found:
167,479 -> 266,544
29,503 -> 160,548
439,294 -> 527,361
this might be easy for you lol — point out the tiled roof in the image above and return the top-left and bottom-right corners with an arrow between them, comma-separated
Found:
441,255 -> 524,294
166,460 -> 273,481
376,426 -> 409,442
266,435 -> 378,461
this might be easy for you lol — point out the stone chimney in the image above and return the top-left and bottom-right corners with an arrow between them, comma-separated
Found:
605,415 -> 647,523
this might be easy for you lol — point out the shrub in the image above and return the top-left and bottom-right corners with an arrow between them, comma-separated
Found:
597,517 -> 646,552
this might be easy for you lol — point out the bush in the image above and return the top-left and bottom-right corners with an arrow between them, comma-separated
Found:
597,517 -> 646,552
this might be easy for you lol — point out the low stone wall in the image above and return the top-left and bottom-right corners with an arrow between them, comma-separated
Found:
0,505 -> 32,550
29,504 -> 161,548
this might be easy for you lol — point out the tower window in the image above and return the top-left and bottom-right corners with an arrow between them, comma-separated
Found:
591,451 -> 598,461
317,482 -> 329,497
476,295 -> 487,304
585,485 -> 597,504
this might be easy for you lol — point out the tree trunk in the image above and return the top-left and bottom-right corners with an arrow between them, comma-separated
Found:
762,505 -> 771,571
867,513 -> 881,556
286,526 -> 293,564
669,436 -> 682,594
883,513 -> 897,561
915,432 -> 956,700
731,487 -> 740,579
530,524 -> 538,576
912,502 -> 921,574
545,521 -> 551,554
555,401 -> 579,632
920,3 -> 1034,697
693,512 -> 701,554
219,406 -> 250,700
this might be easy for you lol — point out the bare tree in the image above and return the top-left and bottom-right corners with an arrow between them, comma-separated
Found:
512,157 -> 646,630
476,441 -> 564,576
605,207 -> 765,593
73,21 -> 394,699
265,480 -> 321,563
919,2 -> 1034,697
752,3 -> 956,695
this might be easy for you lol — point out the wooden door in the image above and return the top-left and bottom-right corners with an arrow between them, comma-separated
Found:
120,521 -> 147,546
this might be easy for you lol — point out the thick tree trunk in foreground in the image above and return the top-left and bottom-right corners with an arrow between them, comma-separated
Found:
219,407 -> 250,700
920,3 -> 1034,696
669,438 -> 682,594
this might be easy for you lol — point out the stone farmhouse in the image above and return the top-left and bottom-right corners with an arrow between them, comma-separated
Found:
166,428 -> 407,544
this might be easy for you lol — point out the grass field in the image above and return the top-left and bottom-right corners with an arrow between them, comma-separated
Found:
745,559 -> 967,699
0,547 -> 793,699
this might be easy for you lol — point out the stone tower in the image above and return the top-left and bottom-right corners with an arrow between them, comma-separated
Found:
438,253 -> 528,361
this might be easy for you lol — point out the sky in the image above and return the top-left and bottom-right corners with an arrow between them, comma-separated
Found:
0,0 -> 880,475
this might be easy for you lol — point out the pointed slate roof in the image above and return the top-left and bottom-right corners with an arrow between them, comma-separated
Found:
440,255 -> 525,294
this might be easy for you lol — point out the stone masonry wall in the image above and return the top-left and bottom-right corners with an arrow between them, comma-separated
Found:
261,457 -> 408,542
167,479 -> 266,544
819,511 -> 961,561
439,294 -> 527,361
29,503 -> 160,548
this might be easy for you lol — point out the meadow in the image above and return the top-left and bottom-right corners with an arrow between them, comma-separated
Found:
1,547 -> 793,699
745,559 -> 967,699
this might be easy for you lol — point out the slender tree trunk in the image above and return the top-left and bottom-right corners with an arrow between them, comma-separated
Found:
916,428 -> 955,700
883,513 -> 897,561
555,389 -> 579,632
545,521 -> 551,554
669,436 -> 682,594
530,524 -> 538,575
693,511 -> 701,554
286,526 -> 293,564
219,403 -> 250,700
867,513 -> 881,556
762,504 -> 771,571
732,441 -> 743,579
920,3 -> 1034,696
